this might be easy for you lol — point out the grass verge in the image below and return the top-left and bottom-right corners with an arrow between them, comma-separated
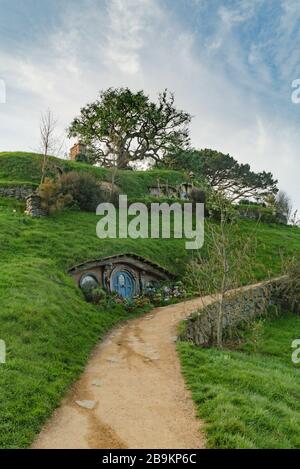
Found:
178,313 -> 300,448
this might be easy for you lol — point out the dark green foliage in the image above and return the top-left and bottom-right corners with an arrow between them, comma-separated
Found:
74,152 -> 94,165
68,88 -> 191,168
59,171 -> 103,212
190,187 -> 206,204
236,204 -> 278,224
164,148 -> 278,202
83,287 -> 107,304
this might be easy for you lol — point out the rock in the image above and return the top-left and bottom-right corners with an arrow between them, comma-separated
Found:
92,379 -> 103,387
106,357 -> 120,363
75,400 -> 96,410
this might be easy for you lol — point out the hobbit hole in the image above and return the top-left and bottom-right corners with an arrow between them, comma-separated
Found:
69,253 -> 174,299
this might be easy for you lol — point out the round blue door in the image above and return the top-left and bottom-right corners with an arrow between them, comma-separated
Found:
112,271 -> 134,298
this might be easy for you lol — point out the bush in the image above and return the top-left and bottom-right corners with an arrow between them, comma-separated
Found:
123,298 -> 137,312
83,287 -> 107,304
98,181 -> 120,207
59,171 -> 104,212
237,204 -> 278,224
38,177 -> 72,214
144,281 -> 186,305
74,152 -> 96,165
190,188 -> 206,204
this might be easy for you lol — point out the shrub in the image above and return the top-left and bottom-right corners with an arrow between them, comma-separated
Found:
190,187 -> 209,217
190,187 -> 206,204
98,181 -> 120,206
123,298 -> 137,312
237,204 -> 278,224
38,177 -> 72,214
83,287 -> 107,304
59,171 -> 104,212
74,152 -> 95,165
144,281 -> 186,305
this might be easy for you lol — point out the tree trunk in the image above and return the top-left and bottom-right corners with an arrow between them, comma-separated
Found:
117,145 -> 128,169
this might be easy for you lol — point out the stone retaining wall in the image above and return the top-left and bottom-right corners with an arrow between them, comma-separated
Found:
0,185 -> 35,200
182,280 -> 287,347
25,194 -> 48,217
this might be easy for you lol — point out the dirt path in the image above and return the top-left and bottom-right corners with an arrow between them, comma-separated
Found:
32,295 -> 216,449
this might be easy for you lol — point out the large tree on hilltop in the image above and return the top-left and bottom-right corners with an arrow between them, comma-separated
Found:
68,88 -> 191,169
164,148 -> 278,202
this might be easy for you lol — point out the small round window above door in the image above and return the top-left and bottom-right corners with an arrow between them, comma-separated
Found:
111,270 -> 135,298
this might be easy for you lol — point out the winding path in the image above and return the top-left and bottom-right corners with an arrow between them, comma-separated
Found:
32,295 -> 213,449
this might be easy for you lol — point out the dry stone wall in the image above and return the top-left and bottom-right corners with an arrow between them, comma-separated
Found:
182,279 -> 292,347
0,185 -> 34,200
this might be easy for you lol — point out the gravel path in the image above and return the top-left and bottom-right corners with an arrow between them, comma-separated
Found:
32,296 -> 214,449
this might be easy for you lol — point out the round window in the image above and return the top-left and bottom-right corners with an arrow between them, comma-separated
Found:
80,273 -> 99,291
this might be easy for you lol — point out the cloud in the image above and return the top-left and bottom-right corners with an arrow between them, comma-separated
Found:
0,0 -> 300,211
219,1 -> 257,28
104,0 -> 162,74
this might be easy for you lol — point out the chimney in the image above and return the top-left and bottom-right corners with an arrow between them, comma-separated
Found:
70,142 -> 87,160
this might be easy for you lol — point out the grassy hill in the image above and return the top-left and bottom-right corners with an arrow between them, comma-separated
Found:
0,151 -> 300,448
0,152 -> 187,197
0,196 -> 192,448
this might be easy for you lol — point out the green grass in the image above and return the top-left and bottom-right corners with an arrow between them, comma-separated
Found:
0,151 -> 300,448
0,152 -> 187,197
0,198 -> 191,448
236,220 -> 300,280
0,257 -> 151,448
178,313 -> 300,448
0,199 -> 298,448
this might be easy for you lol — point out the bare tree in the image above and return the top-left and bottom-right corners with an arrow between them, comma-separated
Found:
275,191 -> 292,224
275,191 -> 300,226
289,209 -> 300,227
185,191 -> 259,348
39,110 -> 63,184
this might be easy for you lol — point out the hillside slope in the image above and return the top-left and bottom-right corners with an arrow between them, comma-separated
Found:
0,152 -> 300,448
0,152 -> 187,197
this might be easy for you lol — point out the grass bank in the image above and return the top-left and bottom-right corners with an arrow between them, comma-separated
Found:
178,313 -> 300,448
0,152 -> 186,197
0,198 -> 189,448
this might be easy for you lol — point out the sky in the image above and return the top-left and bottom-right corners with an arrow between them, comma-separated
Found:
0,0 -> 300,209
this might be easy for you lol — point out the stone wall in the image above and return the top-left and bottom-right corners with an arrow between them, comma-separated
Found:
271,276 -> 300,314
25,194 -> 48,217
0,185 -> 35,200
182,280 -> 285,347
